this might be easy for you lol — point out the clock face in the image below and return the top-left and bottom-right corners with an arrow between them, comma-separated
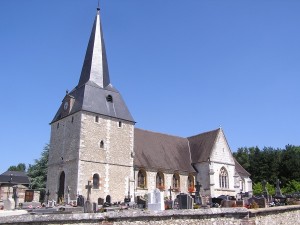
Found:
63,101 -> 69,110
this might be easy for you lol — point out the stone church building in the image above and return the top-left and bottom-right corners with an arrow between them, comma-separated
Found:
46,8 -> 252,204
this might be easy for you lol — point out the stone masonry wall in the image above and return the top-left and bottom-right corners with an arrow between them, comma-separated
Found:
2,206 -> 300,225
46,112 -> 82,201
210,130 -> 235,165
78,112 -> 135,203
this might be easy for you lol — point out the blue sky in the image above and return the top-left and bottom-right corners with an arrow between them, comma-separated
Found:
0,0 -> 299,173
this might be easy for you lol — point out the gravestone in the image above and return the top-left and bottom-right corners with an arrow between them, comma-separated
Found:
77,195 -> 84,207
124,197 -> 131,203
106,195 -> 111,204
164,200 -> 173,209
84,181 -> 93,213
275,179 -> 284,198
137,196 -> 146,208
248,196 -> 267,208
221,200 -> 236,207
147,189 -> 164,211
98,198 -> 104,205
261,180 -> 271,202
236,200 -> 244,207
3,198 -> 14,210
48,200 -> 55,207
93,202 -> 97,212
177,193 -> 193,209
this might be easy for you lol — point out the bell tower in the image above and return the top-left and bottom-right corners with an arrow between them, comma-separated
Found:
46,7 -> 135,203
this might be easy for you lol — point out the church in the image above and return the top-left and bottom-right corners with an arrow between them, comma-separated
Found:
46,7 -> 252,204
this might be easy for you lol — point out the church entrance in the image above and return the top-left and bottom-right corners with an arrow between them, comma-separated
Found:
57,171 -> 65,203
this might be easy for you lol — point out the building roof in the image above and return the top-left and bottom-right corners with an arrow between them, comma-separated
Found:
188,128 -> 220,163
78,8 -> 110,89
51,8 -> 134,124
234,158 -> 251,176
134,127 -> 251,177
0,171 -> 30,185
134,128 -> 195,173
51,84 -> 134,123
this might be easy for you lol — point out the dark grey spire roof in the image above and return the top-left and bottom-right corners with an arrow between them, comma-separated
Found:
51,8 -> 134,124
78,8 -> 110,88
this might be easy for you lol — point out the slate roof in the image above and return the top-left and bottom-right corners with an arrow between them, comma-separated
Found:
188,129 -> 220,164
51,84 -> 134,123
234,158 -> 251,176
134,128 -> 250,178
78,8 -> 110,88
51,8 -> 134,124
0,171 -> 30,185
134,128 -> 195,173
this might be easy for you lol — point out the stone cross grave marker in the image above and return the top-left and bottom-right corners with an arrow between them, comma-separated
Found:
84,181 -> 93,213
261,180 -> 270,201
275,179 -> 283,197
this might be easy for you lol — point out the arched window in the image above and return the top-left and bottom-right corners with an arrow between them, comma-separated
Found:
156,172 -> 165,190
188,175 -> 195,192
93,173 -> 100,189
100,140 -> 104,149
240,180 -> 245,191
137,169 -> 146,189
219,167 -> 229,188
172,173 -> 180,191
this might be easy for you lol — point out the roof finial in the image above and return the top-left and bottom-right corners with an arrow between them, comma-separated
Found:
97,0 -> 100,11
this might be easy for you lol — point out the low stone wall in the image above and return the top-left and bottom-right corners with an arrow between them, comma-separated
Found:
0,205 -> 300,225
249,205 -> 300,225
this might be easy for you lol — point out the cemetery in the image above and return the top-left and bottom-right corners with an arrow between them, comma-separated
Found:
1,2 -> 300,224
1,178 -> 300,224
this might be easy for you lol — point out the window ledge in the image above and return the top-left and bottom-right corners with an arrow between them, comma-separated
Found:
137,187 -> 148,190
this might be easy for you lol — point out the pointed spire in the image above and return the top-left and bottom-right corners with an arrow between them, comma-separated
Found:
78,7 -> 110,88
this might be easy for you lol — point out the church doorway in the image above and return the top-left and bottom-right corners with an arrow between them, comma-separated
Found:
57,171 -> 65,203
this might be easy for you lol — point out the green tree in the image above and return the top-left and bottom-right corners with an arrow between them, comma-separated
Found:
266,182 -> 275,196
7,163 -> 26,172
279,145 -> 300,184
253,182 -> 275,196
252,182 -> 262,196
282,180 -> 300,194
233,147 -> 250,171
27,144 -> 49,190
